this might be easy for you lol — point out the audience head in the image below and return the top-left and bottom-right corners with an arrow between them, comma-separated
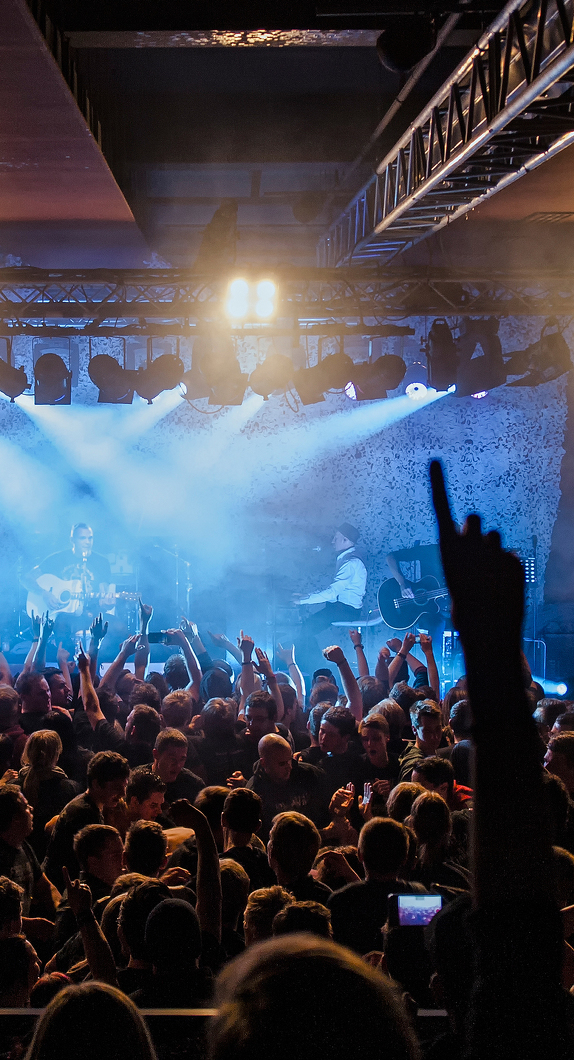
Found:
209,935 -> 419,1060
551,713 -> 574,736
42,669 -> 69,709
448,699 -> 473,740
126,767 -> 166,821
0,785 -> 33,845
73,824 -> 124,887
243,886 -> 293,946
319,707 -> 356,754
268,813 -> 321,881
145,899 -> 202,969
534,699 -> 572,743
244,692 -> 278,739
145,671 -> 170,702
161,690 -> 194,729
86,752 -> 130,808
222,788 -> 262,837
195,786 -> 229,847
124,819 -> 167,878
0,686 -> 19,730
220,859 -> 250,929
118,878 -> 170,962
359,714 -> 390,765
357,677 -> 387,715
409,701 -> 442,755
163,653 -> 190,691
127,682 -> 161,714
272,900 -> 332,939
125,705 -> 161,748
545,732 -> 574,794
15,672 -> 51,714
201,699 -> 237,742
25,982 -> 157,1060
258,734 -> 293,783
389,682 -> 425,713
411,756 -> 455,802
0,935 -> 40,1005
409,791 -> 451,850
368,699 -> 408,741
308,705 -> 331,740
152,729 -> 188,783
201,669 -> 233,703
358,817 -> 408,879
0,876 -> 23,936
309,683 -> 338,708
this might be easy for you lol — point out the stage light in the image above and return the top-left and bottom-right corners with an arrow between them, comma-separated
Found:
181,365 -> 212,401
456,317 -> 506,397
34,353 -> 71,405
426,319 -> 458,392
403,360 -> 428,400
226,279 -> 249,319
255,280 -> 276,319
0,357 -> 28,401
350,355 -> 406,401
292,352 -> 353,406
88,354 -> 135,404
134,354 -> 185,404
506,328 -> 572,387
557,682 -> 568,696
249,352 -> 293,398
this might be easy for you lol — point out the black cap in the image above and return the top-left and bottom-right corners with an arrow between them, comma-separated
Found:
337,522 -> 359,544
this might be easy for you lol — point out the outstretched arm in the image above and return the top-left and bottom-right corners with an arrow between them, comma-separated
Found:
208,630 -> 243,665
322,645 -> 362,723
165,628 -> 202,701
387,631 -> 416,686
254,648 -> 285,722
180,803 -> 221,944
32,613 -> 54,672
374,646 -> 390,693
430,460 -> 564,1060
77,646 -> 106,729
419,633 -> 440,699
98,634 -> 138,691
276,643 -> 306,707
63,867 -> 118,987
135,600 -> 152,680
349,629 -> 369,678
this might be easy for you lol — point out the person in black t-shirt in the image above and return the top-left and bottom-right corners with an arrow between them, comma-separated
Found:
22,523 -> 118,645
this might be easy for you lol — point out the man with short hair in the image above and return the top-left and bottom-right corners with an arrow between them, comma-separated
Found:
220,788 -> 276,891
545,733 -> 574,796
0,687 -> 26,768
412,755 -> 473,811
52,823 -> 124,952
398,700 -> 443,781
328,816 -> 425,954
43,750 -> 130,891
124,766 -> 166,824
0,787 -> 60,935
124,819 -> 168,878
151,728 -> 204,809
301,705 -> 361,798
124,704 -> 162,767
14,672 -> 53,735
246,734 -> 327,842
267,812 -> 331,904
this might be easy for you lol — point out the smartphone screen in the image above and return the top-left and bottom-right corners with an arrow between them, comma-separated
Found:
147,632 -> 168,644
394,894 -> 443,927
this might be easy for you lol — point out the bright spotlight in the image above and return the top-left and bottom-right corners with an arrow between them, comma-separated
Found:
255,280 -> 276,319
34,353 -> 71,405
226,278 -> 249,319
558,682 -> 568,696
405,381 -> 428,400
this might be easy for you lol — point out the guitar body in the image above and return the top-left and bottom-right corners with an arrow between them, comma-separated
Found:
27,574 -> 85,616
378,577 -> 449,631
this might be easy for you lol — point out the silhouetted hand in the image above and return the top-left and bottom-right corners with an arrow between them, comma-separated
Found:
90,613 -> 108,645
430,459 -> 524,654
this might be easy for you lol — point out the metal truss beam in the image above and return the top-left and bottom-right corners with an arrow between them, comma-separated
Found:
319,0 -> 574,267
0,267 -> 572,336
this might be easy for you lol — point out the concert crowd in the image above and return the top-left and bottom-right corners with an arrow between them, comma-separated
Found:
0,463 -> 571,1060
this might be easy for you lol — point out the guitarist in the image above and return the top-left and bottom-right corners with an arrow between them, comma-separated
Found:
22,523 -> 116,637
385,542 -> 448,639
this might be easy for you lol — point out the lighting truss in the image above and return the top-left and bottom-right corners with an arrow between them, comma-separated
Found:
318,0 -> 574,267
0,267 -> 573,338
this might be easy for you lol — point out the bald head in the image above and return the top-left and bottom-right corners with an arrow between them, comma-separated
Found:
258,735 -> 293,784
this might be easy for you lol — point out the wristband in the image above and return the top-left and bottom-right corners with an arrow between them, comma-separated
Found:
353,643 -> 363,650
397,652 -> 407,659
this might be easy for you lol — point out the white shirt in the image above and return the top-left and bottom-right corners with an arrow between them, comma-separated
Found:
299,547 -> 367,610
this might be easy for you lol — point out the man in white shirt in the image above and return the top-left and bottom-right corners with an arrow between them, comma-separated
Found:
294,523 -> 367,672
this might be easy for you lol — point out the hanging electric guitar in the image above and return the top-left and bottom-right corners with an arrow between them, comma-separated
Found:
26,574 -> 138,617
377,576 -> 451,631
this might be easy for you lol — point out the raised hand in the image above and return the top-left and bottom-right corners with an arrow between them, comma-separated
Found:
430,459 -> 524,652
400,631 -> 416,656
323,645 -> 345,666
329,786 -> 354,818
276,642 -> 295,666
358,781 -> 373,820
120,634 -> 139,658
386,637 -> 402,653
139,600 -> 153,632
419,632 -> 433,655
348,629 -> 363,647
378,645 -> 391,660
90,613 -> 108,645
253,647 -> 274,680
62,865 -> 92,918
227,771 -> 247,789
39,613 -> 55,644
237,631 -> 254,661
30,611 -> 41,641
180,618 -> 198,639
76,643 -> 90,673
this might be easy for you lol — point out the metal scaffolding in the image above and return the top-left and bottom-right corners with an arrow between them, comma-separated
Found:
318,0 -> 574,267
0,267 -> 572,338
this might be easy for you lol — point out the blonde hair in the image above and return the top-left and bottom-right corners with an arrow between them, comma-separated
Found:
21,730 -> 62,805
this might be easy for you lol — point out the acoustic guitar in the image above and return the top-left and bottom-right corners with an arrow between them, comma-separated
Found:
377,576 -> 450,631
27,574 -> 138,617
